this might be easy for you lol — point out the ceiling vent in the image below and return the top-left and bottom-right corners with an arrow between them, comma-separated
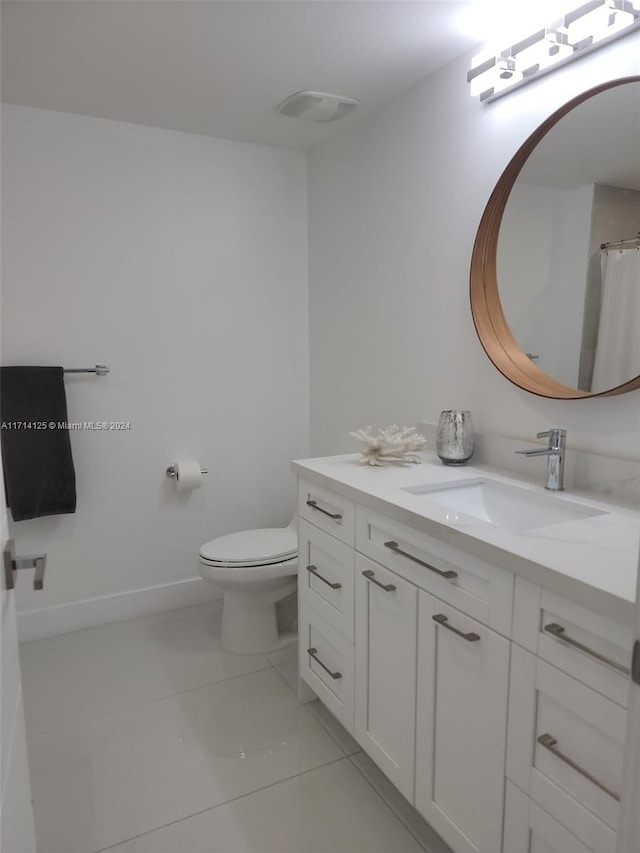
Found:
276,91 -> 359,122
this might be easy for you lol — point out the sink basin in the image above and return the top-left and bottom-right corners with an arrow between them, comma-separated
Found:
402,478 -> 607,532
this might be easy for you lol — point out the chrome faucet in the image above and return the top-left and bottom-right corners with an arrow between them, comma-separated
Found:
515,428 -> 567,491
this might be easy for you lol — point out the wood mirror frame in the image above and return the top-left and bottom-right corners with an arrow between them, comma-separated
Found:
470,76 -> 640,399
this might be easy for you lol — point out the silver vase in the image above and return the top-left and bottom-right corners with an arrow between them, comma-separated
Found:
436,411 -> 474,465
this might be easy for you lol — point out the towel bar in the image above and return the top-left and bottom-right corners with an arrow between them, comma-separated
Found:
64,365 -> 110,375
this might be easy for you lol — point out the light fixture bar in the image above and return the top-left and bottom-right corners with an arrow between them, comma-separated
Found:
468,0 -> 640,102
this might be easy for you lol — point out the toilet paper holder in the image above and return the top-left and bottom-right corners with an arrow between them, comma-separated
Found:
165,465 -> 208,478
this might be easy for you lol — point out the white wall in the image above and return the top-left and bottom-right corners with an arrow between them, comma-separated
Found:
1,106 -> 309,633
547,183 -> 595,386
498,182 -> 593,387
498,183 -> 564,376
591,183 -> 640,251
308,33 -> 640,458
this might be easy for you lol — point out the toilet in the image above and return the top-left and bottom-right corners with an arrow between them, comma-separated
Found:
199,520 -> 297,655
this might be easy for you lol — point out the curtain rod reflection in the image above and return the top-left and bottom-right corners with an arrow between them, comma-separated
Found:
601,232 -> 640,251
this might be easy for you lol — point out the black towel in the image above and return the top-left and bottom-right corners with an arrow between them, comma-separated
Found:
0,366 -> 76,521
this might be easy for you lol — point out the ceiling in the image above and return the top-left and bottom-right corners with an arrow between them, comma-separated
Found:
0,0 -> 482,150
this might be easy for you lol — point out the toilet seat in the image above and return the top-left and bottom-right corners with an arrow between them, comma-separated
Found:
199,556 -> 297,585
199,553 -> 297,568
199,527 -> 297,568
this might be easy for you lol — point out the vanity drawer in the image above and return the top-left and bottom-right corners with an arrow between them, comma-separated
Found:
355,506 -> 513,635
298,479 -> 355,546
299,603 -> 354,733
504,781 -> 595,853
507,645 -> 624,852
513,578 -> 633,708
298,519 -> 355,641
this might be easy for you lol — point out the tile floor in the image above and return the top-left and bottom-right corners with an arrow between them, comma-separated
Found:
20,602 -> 448,853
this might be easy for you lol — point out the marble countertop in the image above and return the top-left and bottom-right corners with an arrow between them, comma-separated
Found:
292,452 -> 640,623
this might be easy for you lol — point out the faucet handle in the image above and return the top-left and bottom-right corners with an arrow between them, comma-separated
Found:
536,428 -> 566,443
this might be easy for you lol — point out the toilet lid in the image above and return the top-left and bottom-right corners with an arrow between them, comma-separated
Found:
199,527 -> 297,565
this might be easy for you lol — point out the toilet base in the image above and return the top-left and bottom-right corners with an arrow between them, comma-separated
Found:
221,579 -> 297,655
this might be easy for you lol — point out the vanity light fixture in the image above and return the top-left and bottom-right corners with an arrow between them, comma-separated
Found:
468,0 -> 640,102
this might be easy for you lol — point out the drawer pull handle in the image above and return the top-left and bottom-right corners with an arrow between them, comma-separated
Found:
432,613 -> 480,642
306,565 -> 342,590
537,733 -> 620,801
633,640 -> 640,687
362,569 -> 396,592
306,500 -> 342,520
544,623 -> 630,675
307,647 -> 342,680
384,541 -> 457,580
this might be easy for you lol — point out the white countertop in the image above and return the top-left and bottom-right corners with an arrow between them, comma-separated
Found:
292,452 -> 640,623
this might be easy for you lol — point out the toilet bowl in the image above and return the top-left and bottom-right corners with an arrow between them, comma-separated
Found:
199,521 -> 297,655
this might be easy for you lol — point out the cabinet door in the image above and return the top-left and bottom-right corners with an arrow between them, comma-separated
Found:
415,591 -> 510,853
298,518 -> 355,641
507,646 -> 623,853
356,505 -> 513,635
354,554 -> 418,800
504,781 -> 594,853
512,578 -> 632,708
299,603 -> 354,733
298,479 -> 355,546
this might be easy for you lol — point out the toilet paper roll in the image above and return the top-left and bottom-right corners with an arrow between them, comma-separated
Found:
173,458 -> 203,492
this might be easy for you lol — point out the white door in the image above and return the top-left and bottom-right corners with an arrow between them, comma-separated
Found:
617,548 -> 640,853
1,510 -> 36,851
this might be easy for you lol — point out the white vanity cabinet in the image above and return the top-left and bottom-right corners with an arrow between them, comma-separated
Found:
415,592 -> 510,853
297,478 -> 513,852
354,554 -> 418,800
295,472 -> 631,853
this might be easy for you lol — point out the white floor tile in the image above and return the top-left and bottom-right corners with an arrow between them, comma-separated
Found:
20,607 -> 271,734
106,757 -> 425,853
273,658 -> 299,691
350,752 -> 452,853
265,640 -> 298,667
19,602 -> 219,656
270,641 -> 361,756
308,699 -> 362,757
267,639 -> 299,691
28,668 -> 344,853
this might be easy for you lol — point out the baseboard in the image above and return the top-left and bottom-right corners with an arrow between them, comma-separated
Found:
16,577 -> 223,643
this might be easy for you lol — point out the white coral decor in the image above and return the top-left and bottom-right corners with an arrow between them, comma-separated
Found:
350,425 -> 427,466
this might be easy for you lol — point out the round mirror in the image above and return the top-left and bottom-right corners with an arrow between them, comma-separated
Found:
470,77 -> 640,399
